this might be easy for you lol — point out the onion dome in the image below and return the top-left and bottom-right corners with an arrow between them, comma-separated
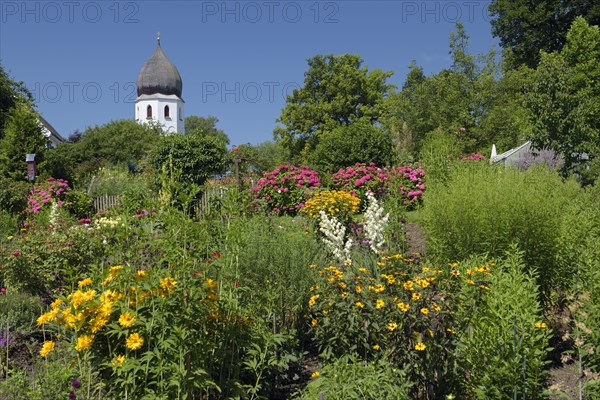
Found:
136,35 -> 182,98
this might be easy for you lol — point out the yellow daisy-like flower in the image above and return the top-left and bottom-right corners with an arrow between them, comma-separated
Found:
397,302 -> 410,312
37,308 -> 59,325
412,292 -> 421,301
421,267 -> 430,272
311,319 -> 317,327
110,265 -> 123,274
206,278 -> 218,290
388,322 -> 398,331
403,280 -> 414,291
432,303 -> 442,312
358,268 -> 368,274
119,311 -> 136,328
356,301 -> 364,308
466,269 -> 474,275
355,286 -> 362,294
135,270 -> 146,280
451,270 -> 460,277
311,371 -> 320,378
50,298 -> 63,309
160,277 -> 177,292
309,264 -> 317,269
479,285 -> 489,290
448,263 -> 458,268
373,344 -> 380,350
447,328 -> 456,334
112,354 -> 126,368
375,299 -> 385,309
39,341 -> 55,357
338,282 -> 347,289
465,279 -> 475,285
341,292 -> 349,298
415,342 -> 426,351
75,334 -> 94,351
420,308 -> 429,315
77,278 -> 92,288
126,333 -> 144,350
535,322 -> 548,329
308,294 -> 320,307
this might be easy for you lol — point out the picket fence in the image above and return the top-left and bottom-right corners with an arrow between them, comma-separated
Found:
93,187 -> 228,215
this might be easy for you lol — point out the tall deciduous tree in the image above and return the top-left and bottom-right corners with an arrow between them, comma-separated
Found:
0,63 -> 34,140
0,102 -> 48,180
274,54 -> 394,160
489,0 -> 600,69
184,115 -> 230,145
526,17 -> 600,184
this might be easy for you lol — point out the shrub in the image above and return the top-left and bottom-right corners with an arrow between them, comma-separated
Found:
454,247 -> 552,399
295,353 -> 412,400
252,165 -> 321,215
422,163 -> 580,303
37,263 -> 251,399
307,255 -> 493,398
301,190 -> 360,221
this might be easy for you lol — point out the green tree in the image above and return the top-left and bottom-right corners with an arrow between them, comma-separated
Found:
151,133 -> 227,186
0,63 -> 34,140
0,102 -> 48,181
526,17 -> 600,184
274,54 -> 394,160
44,120 -> 162,183
489,0 -> 600,69
184,115 -> 230,145
309,118 -> 394,172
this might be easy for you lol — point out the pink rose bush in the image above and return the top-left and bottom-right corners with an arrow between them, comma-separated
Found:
252,165 -> 321,215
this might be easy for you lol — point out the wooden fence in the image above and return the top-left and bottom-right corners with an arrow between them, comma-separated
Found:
93,187 -> 228,215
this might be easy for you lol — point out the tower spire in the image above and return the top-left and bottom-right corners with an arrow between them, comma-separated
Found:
157,32 -> 160,46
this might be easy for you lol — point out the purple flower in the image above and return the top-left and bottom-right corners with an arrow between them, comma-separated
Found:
12,250 -> 20,257
71,379 -> 81,389
69,391 -> 77,400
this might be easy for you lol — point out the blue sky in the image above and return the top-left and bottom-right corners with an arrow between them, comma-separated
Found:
1,0 -> 498,146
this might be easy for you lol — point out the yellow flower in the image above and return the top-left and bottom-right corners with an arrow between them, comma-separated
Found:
448,263 -> 458,268
358,268 -> 368,274
403,280 -> 414,291
341,292 -> 349,298
37,308 -> 59,325
136,270 -> 146,280
50,298 -> 63,309
465,279 -> 475,285
535,322 -> 548,329
415,342 -> 426,351
375,299 -> 385,309
447,328 -> 456,334
432,303 -> 442,312
397,302 -> 410,312
110,265 -> 123,274
75,334 -> 94,351
311,371 -> 320,378
338,282 -> 347,289
466,269 -> 474,275
119,311 -> 136,328
77,278 -> 92,288
388,322 -> 398,331
479,285 -> 489,290
420,308 -> 429,315
412,292 -> 421,301
421,267 -> 430,272
39,341 -> 55,357
126,333 -> 144,350
356,301 -> 364,308
373,344 -> 380,351
311,319 -> 317,327
160,277 -> 177,292
343,259 -> 352,265
308,294 -> 320,307
309,264 -> 317,269
451,270 -> 460,276
355,286 -> 362,294
206,278 -> 218,290
7,235 -> 13,240
112,354 -> 125,368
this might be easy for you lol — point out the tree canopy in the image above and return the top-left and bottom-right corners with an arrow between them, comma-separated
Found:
489,0 -> 600,69
184,115 -> 230,145
274,54 -> 394,160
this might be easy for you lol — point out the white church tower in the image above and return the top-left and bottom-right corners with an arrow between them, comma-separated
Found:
135,34 -> 185,134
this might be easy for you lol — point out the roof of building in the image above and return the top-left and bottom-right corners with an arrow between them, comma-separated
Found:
136,38 -> 182,98
38,114 -> 66,146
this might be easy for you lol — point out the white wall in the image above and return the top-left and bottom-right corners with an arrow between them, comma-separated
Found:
135,94 -> 185,134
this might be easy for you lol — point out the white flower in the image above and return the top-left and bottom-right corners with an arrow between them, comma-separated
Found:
319,210 -> 352,263
364,192 -> 389,253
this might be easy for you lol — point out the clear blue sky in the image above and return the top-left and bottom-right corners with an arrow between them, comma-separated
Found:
1,0 -> 498,147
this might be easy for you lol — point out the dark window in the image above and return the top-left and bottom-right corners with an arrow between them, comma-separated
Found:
164,105 -> 170,118
146,105 -> 152,119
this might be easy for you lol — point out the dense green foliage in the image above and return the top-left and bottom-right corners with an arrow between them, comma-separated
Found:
184,115 -> 230,145
274,54 -> 394,161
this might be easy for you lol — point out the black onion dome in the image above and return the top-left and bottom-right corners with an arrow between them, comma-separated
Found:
136,44 -> 182,97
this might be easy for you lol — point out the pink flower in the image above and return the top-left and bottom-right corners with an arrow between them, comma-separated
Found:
12,250 -> 20,257
1,288 -> 6,294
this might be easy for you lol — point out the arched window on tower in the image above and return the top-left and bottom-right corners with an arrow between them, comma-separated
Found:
164,105 -> 170,118
146,105 -> 153,119
178,107 -> 182,121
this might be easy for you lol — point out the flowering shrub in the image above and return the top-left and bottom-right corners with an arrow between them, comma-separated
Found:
364,192 -> 389,253
25,178 -> 70,215
252,165 -> 321,214
331,163 -> 426,210
301,190 -> 360,221
318,211 -> 354,263
459,153 -> 486,161
37,263 -> 251,399
307,255 -> 493,398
